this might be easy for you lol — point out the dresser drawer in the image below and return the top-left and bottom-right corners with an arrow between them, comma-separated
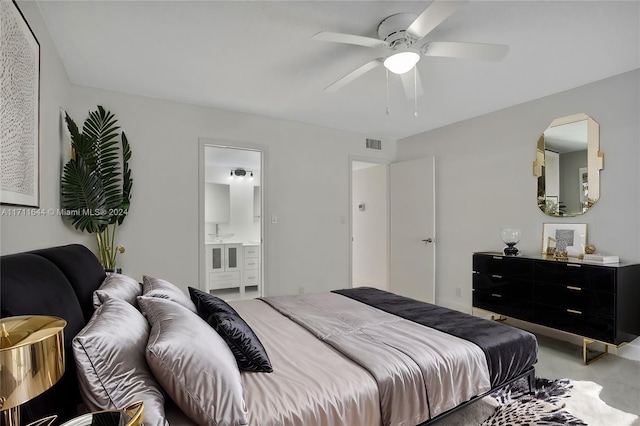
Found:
533,303 -> 615,343
473,274 -> 532,300
243,258 -> 259,270
473,254 -> 533,279
243,245 -> 260,258
208,279 -> 241,290
243,270 -> 260,286
473,290 -> 533,322
535,282 -> 614,317
535,262 -> 615,292
209,271 -> 240,282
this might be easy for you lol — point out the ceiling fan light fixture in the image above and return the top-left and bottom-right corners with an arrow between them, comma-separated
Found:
384,50 -> 420,74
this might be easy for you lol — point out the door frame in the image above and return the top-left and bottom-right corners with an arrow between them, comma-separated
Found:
198,138 -> 268,295
348,155 -> 390,289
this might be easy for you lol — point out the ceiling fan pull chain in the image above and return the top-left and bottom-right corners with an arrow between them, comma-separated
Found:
414,66 -> 418,118
386,68 -> 390,115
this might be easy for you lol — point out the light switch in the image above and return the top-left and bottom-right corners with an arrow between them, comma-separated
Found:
271,215 -> 278,224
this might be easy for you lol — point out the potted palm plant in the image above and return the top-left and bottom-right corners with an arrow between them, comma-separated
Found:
61,106 -> 133,270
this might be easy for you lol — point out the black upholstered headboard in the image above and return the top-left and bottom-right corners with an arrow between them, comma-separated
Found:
1,244 -> 106,424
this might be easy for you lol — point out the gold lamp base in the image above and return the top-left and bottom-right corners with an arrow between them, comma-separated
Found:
1,316 -> 66,426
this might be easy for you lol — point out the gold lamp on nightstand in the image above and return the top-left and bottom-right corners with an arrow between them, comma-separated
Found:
0,316 -> 66,426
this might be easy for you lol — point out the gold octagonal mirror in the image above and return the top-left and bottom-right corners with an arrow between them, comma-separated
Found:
534,113 -> 603,217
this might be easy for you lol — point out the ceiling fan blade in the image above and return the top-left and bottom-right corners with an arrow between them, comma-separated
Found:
312,31 -> 386,48
422,41 -> 509,61
324,58 -> 384,92
400,69 -> 424,100
406,1 -> 469,40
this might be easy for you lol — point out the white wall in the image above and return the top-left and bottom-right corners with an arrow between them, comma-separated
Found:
0,1 -> 93,254
352,164 -> 388,289
397,69 -> 640,312
62,85 -> 395,296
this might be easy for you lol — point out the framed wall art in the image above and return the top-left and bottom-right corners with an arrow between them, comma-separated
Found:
1,0 -> 40,207
542,223 -> 587,257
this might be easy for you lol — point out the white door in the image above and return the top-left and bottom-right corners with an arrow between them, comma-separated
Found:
389,157 -> 435,303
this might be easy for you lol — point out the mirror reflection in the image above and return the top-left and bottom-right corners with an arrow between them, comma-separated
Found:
535,113 -> 602,217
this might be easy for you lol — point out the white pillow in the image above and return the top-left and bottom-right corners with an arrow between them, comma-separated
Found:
138,295 -> 248,426
142,275 -> 197,312
73,298 -> 167,426
93,273 -> 142,308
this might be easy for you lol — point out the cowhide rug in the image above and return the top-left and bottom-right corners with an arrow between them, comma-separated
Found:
437,377 -> 639,426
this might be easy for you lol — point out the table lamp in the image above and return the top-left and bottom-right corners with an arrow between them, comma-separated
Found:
0,316 -> 66,426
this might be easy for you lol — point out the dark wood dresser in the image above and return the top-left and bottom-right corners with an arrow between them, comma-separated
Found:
472,252 -> 640,349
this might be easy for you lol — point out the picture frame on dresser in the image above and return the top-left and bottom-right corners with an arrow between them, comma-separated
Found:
0,0 -> 40,208
541,223 -> 587,257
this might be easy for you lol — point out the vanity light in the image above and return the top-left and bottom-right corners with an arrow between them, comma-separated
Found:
229,171 -> 233,180
231,169 -> 247,180
249,171 -> 254,181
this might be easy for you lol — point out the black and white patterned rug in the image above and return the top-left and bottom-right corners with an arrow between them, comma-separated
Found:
438,377 -> 638,426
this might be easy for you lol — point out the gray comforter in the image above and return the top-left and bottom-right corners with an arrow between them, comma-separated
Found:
262,293 -> 491,425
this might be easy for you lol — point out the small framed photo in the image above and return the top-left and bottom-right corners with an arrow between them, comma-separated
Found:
542,223 -> 587,257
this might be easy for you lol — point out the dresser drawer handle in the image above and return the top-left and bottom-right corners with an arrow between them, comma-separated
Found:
491,293 -> 502,298
491,274 -> 503,279
492,256 -> 503,260
567,263 -> 581,268
566,286 -> 582,291
566,309 -> 582,315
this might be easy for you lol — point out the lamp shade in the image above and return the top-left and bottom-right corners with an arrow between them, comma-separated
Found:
383,50 -> 420,74
0,316 -> 66,412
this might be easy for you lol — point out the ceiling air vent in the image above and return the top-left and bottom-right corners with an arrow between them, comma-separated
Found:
366,138 -> 382,150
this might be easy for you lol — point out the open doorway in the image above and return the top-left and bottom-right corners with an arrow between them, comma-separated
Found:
200,143 -> 264,300
351,156 -> 436,303
351,159 -> 389,290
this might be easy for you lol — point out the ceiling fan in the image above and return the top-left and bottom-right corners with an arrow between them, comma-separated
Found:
312,0 -> 508,98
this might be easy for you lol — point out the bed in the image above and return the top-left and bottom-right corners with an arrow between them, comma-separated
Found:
0,244 -> 537,425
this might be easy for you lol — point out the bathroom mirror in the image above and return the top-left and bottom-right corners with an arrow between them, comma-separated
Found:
253,186 -> 261,219
205,183 -> 230,223
534,113 -> 602,217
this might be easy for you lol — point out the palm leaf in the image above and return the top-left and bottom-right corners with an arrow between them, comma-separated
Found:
61,106 -> 132,234
61,157 -> 110,233
82,106 -> 124,212
118,132 -> 133,225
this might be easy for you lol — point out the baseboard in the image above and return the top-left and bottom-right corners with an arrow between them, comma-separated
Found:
617,336 -> 640,361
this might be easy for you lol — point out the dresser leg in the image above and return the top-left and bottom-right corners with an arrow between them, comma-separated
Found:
583,338 -> 610,365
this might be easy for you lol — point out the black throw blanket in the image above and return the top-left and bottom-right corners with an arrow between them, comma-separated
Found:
333,287 -> 538,387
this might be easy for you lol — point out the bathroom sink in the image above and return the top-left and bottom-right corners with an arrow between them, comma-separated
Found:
208,233 -> 235,242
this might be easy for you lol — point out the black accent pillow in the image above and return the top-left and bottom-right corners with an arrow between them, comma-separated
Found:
188,287 -> 273,373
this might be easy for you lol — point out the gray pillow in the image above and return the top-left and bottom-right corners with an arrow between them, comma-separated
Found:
138,296 -> 248,426
73,298 -> 167,426
142,275 -> 197,312
93,273 -> 142,309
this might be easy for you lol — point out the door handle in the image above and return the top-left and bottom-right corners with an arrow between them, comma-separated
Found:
422,238 -> 434,243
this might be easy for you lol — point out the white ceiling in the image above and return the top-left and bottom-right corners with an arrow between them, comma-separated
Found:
37,1 -> 640,140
